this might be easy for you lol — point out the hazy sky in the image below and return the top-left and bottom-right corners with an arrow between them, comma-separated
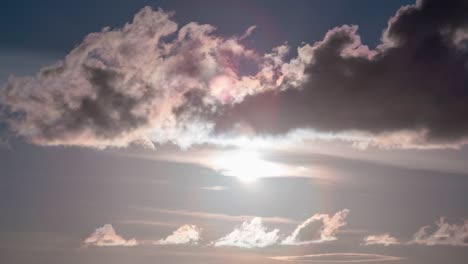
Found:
1,1 -> 468,264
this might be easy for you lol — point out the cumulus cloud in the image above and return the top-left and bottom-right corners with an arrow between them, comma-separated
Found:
282,209 -> 349,245
364,233 -> 399,246
221,0 -> 468,149
83,224 -> 138,247
410,217 -> 468,247
212,217 -> 280,248
269,253 -> 403,263
3,0 -> 468,150
0,7 -> 283,148
155,224 -> 202,245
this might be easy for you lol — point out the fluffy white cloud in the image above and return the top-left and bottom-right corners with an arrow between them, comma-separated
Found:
1,7 -> 285,149
410,217 -> 468,247
364,233 -> 399,246
155,224 -> 202,245
83,224 -> 138,247
212,217 -> 280,248
281,209 -> 349,245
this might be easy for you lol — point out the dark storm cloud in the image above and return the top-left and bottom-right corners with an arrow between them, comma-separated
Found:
219,0 -> 468,147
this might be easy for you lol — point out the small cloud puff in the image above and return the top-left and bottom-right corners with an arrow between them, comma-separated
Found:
212,217 -> 280,248
83,224 -> 138,247
155,224 -> 202,245
364,233 -> 399,246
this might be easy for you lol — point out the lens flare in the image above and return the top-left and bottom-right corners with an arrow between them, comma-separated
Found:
211,149 -> 287,183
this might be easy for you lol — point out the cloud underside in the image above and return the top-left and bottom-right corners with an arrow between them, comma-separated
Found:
270,253 -> 403,263
2,0 -> 468,149
83,224 -> 137,247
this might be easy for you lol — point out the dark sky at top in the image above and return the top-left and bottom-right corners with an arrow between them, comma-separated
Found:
1,0 -> 412,54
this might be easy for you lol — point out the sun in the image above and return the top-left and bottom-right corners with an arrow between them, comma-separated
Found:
211,149 -> 286,183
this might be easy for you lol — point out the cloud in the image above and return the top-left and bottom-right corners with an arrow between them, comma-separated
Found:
269,253 -> 403,263
220,0 -> 468,149
362,217 -> 468,247
155,224 -> 202,245
83,224 -> 138,247
200,186 -> 228,191
364,233 -> 399,246
118,219 -> 177,227
239,25 -> 257,40
410,217 -> 468,247
282,209 -> 349,245
4,0 -> 468,150
0,7 -> 282,148
212,217 -> 280,248
136,207 -> 298,224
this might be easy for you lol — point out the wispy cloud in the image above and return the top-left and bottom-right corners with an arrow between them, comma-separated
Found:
118,219 -> 178,227
212,217 -> 280,248
281,209 -> 350,245
269,253 -> 403,262
239,25 -> 257,40
83,224 -> 137,247
200,186 -> 228,191
135,207 -> 299,224
155,224 -> 202,245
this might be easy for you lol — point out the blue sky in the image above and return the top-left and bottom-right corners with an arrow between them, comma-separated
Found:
1,1 -> 468,264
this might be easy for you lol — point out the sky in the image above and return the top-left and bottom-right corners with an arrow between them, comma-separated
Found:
1,0 -> 468,263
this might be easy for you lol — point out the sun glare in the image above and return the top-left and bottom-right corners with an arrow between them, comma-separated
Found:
211,149 -> 287,183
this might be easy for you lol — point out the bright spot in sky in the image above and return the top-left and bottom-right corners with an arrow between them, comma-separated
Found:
211,149 -> 289,183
